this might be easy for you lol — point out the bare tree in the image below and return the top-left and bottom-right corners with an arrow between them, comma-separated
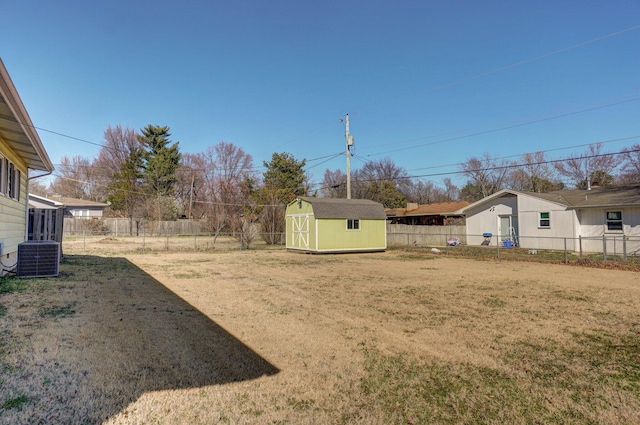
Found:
618,143 -> 640,184
28,177 -> 50,197
508,151 -> 563,192
95,125 -> 142,186
175,152 -> 208,219
354,158 -> 409,207
360,157 -> 410,192
49,155 -> 102,200
554,143 -> 620,188
402,180 -> 445,204
176,142 -> 254,243
460,153 -> 511,200
442,177 -> 460,202
320,169 -> 347,198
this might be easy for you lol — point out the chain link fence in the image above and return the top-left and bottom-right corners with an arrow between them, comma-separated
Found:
60,219 -> 640,267
62,231 -> 286,255
388,231 -> 640,266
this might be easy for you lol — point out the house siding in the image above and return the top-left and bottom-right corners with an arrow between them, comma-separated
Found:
68,207 -> 105,218
465,194 -> 517,245
577,207 -> 640,254
517,195 -> 577,250
0,143 -> 28,266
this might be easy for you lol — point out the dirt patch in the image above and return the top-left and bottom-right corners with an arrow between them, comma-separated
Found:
1,248 -> 639,424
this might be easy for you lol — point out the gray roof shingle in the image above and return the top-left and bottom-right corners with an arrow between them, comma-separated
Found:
299,197 -> 386,219
528,184 -> 640,208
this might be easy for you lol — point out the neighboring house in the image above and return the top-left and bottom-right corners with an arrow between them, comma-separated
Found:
285,197 -> 387,253
386,201 -> 469,225
0,58 -> 55,274
29,194 -> 109,218
457,185 -> 640,254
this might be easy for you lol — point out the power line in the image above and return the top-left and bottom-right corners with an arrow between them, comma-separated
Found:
362,97 -> 640,158
309,142 -> 640,191
407,135 -> 640,173
352,24 -> 640,115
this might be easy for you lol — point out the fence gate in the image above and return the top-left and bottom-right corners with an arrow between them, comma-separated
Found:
291,214 -> 310,250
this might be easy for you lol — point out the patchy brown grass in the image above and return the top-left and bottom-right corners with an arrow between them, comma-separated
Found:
1,241 -> 640,424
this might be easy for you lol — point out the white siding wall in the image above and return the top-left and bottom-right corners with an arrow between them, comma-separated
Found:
578,207 -> 640,254
517,195 -> 577,250
0,143 -> 28,270
465,194 -> 517,245
68,207 -> 104,218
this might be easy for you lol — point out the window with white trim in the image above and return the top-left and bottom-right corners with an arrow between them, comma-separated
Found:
347,219 -> 360,230
539,212 -> 550,228
0,156 -> 20,201
606,211 -> 622,231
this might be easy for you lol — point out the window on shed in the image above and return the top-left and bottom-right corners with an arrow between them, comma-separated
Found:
539,212 -> 550,228
347,219 -> 360,230
606,211 -> 622,231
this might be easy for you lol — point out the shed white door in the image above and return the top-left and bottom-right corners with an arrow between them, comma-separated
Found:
291,214 -> 310,249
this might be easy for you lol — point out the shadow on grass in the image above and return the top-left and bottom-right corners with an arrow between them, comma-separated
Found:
4,254 -> 279,422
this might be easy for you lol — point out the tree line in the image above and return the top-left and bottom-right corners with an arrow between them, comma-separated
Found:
320,142 -> 640,207
30,124 -> 640,243
31,125 -> 309,246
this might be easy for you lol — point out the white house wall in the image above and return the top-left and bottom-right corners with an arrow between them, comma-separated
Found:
577,206 -> 640,254
517,195 -> 577,250
465,194 -> 517,245
0,144 -> 28,272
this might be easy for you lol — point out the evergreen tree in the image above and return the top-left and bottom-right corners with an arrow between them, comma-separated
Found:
137,125 -> 181,220
259,152 -> 308,244
139,125 -> 181,196
262,152 -> 308,198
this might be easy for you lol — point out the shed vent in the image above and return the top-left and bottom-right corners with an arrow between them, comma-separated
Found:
17,241 -> 60,278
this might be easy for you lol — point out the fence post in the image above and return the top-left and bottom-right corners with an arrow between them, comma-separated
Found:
623,236 -> 627,261
564,238 -> 568,264
83,227 -> 86,254
579,235 -> 582,258
603,235 -> 607,262
496,235 -> 500,258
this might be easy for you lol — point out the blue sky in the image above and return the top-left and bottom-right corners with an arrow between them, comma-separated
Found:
1,0 -> 639,190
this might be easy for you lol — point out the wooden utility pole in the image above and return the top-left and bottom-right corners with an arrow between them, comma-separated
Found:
188,174 -> 195,218
344,114 -> 354,199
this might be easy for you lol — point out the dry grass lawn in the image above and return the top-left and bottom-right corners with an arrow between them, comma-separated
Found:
1,237 -> 640,424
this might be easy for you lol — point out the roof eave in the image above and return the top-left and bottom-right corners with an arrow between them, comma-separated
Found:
0,58 -> 54,172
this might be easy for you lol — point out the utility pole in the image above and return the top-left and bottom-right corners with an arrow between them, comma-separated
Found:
188,174 -> 195,218
344,114 -> 354,199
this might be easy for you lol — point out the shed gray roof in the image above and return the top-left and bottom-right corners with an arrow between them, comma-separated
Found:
298,197 -> 386,219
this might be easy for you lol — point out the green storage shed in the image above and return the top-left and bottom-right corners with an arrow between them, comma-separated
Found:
285,197 -> 387,253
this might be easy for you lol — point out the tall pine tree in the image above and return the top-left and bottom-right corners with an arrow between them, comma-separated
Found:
138,125 -> 181,220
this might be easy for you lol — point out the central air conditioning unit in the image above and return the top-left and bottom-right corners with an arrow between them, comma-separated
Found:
17,241 -> 60,278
